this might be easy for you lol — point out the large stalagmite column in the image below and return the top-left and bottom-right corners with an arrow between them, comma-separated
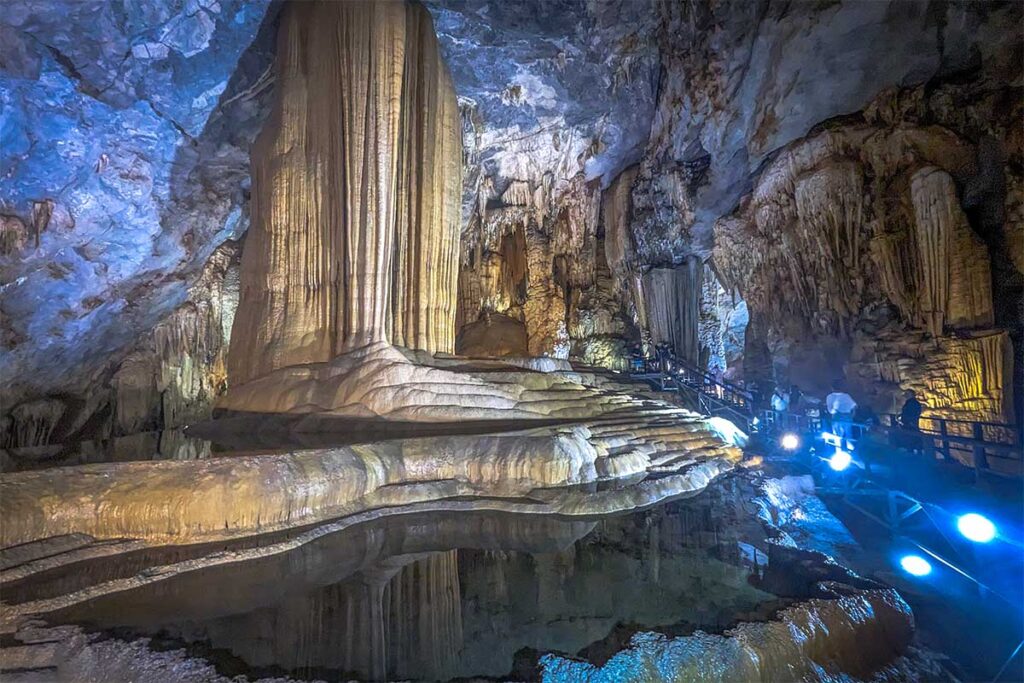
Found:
227,1 -> 462,386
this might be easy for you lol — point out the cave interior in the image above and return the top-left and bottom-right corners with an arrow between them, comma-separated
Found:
0,0 -> 1022,681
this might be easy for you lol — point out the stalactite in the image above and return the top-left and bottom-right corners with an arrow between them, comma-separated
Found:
947,210 -> 994,331
979,332 -> 1014,422
227,0 -> 461,386
644,268 -> 675,353
792,160 -> 865,328
602,165 -> 639,284
2,398 -> 64,448
553,175 -> 602,290
568,230 -> 631,369
524,222 -> 569,357
629,272 -> 651,350
0,215 -> 29,255
502,180 -> 533,207
910,166 -> 953,338
111,242 -> 239,435
868,232 -> 916,323
699,265 -> 731,371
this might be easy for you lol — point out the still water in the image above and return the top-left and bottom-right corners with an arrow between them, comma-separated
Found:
17,478 -> 789,682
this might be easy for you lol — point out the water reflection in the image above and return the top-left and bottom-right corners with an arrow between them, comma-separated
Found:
1,429 -> 211,472
0,414 -> 581,472
49,484 -> 783,682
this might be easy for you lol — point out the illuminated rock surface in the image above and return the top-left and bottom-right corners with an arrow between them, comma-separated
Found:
226,1 -> 462,387
0,399 -> 740,549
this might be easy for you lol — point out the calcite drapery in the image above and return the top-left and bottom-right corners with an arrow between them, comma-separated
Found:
644,257 -> 703,364
227,0 -> 461,386
911,167 -> 955,338
910,166 -> 995,337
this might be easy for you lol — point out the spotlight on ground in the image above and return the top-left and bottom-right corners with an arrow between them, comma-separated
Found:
780,433 -> 800,450
899,554 -> 932,577
828,448 -> 852,472
957,513 -> 997,544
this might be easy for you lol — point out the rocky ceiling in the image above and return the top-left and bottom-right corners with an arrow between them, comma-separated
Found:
1,0 -> 1021,414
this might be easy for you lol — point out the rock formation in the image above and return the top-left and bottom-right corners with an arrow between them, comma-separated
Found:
712,87 -> 1020,428
1,465 -> 933,683
1,0 -> 274,443
3,0 -> 1020,440
226,0 -> 462,387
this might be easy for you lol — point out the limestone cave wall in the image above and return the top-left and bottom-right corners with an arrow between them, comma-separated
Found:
712,82 -> 1021,425
2,0 -> 1020,443
2,240 -> 241,451
0,0 -> 275,448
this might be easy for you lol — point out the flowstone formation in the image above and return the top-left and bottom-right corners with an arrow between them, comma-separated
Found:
1,1 -> 749,555
214,0 -> 739,428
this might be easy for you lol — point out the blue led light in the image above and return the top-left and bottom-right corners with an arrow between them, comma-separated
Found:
828,448 -> 852,471
780,433 -> 800,450
899,554 -> 932,576
957,513 -> 997,543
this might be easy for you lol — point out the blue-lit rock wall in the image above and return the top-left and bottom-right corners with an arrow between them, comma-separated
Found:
1,0 -> 274,443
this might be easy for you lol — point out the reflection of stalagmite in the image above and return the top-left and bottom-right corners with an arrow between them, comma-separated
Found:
386,551 -> 463,680
227,0 -> 461,386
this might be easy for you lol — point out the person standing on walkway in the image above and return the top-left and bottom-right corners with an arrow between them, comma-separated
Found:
899,389 -> 924,454
826,381 -> 857,438
789,385 -> 803,413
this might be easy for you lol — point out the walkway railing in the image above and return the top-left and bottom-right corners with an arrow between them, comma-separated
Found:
629,353 -> 754,424
756,408 -> 1022,477
625,350 -> 1021,477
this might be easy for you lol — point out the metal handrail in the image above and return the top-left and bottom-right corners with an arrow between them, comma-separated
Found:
757,408 -> 1022,477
